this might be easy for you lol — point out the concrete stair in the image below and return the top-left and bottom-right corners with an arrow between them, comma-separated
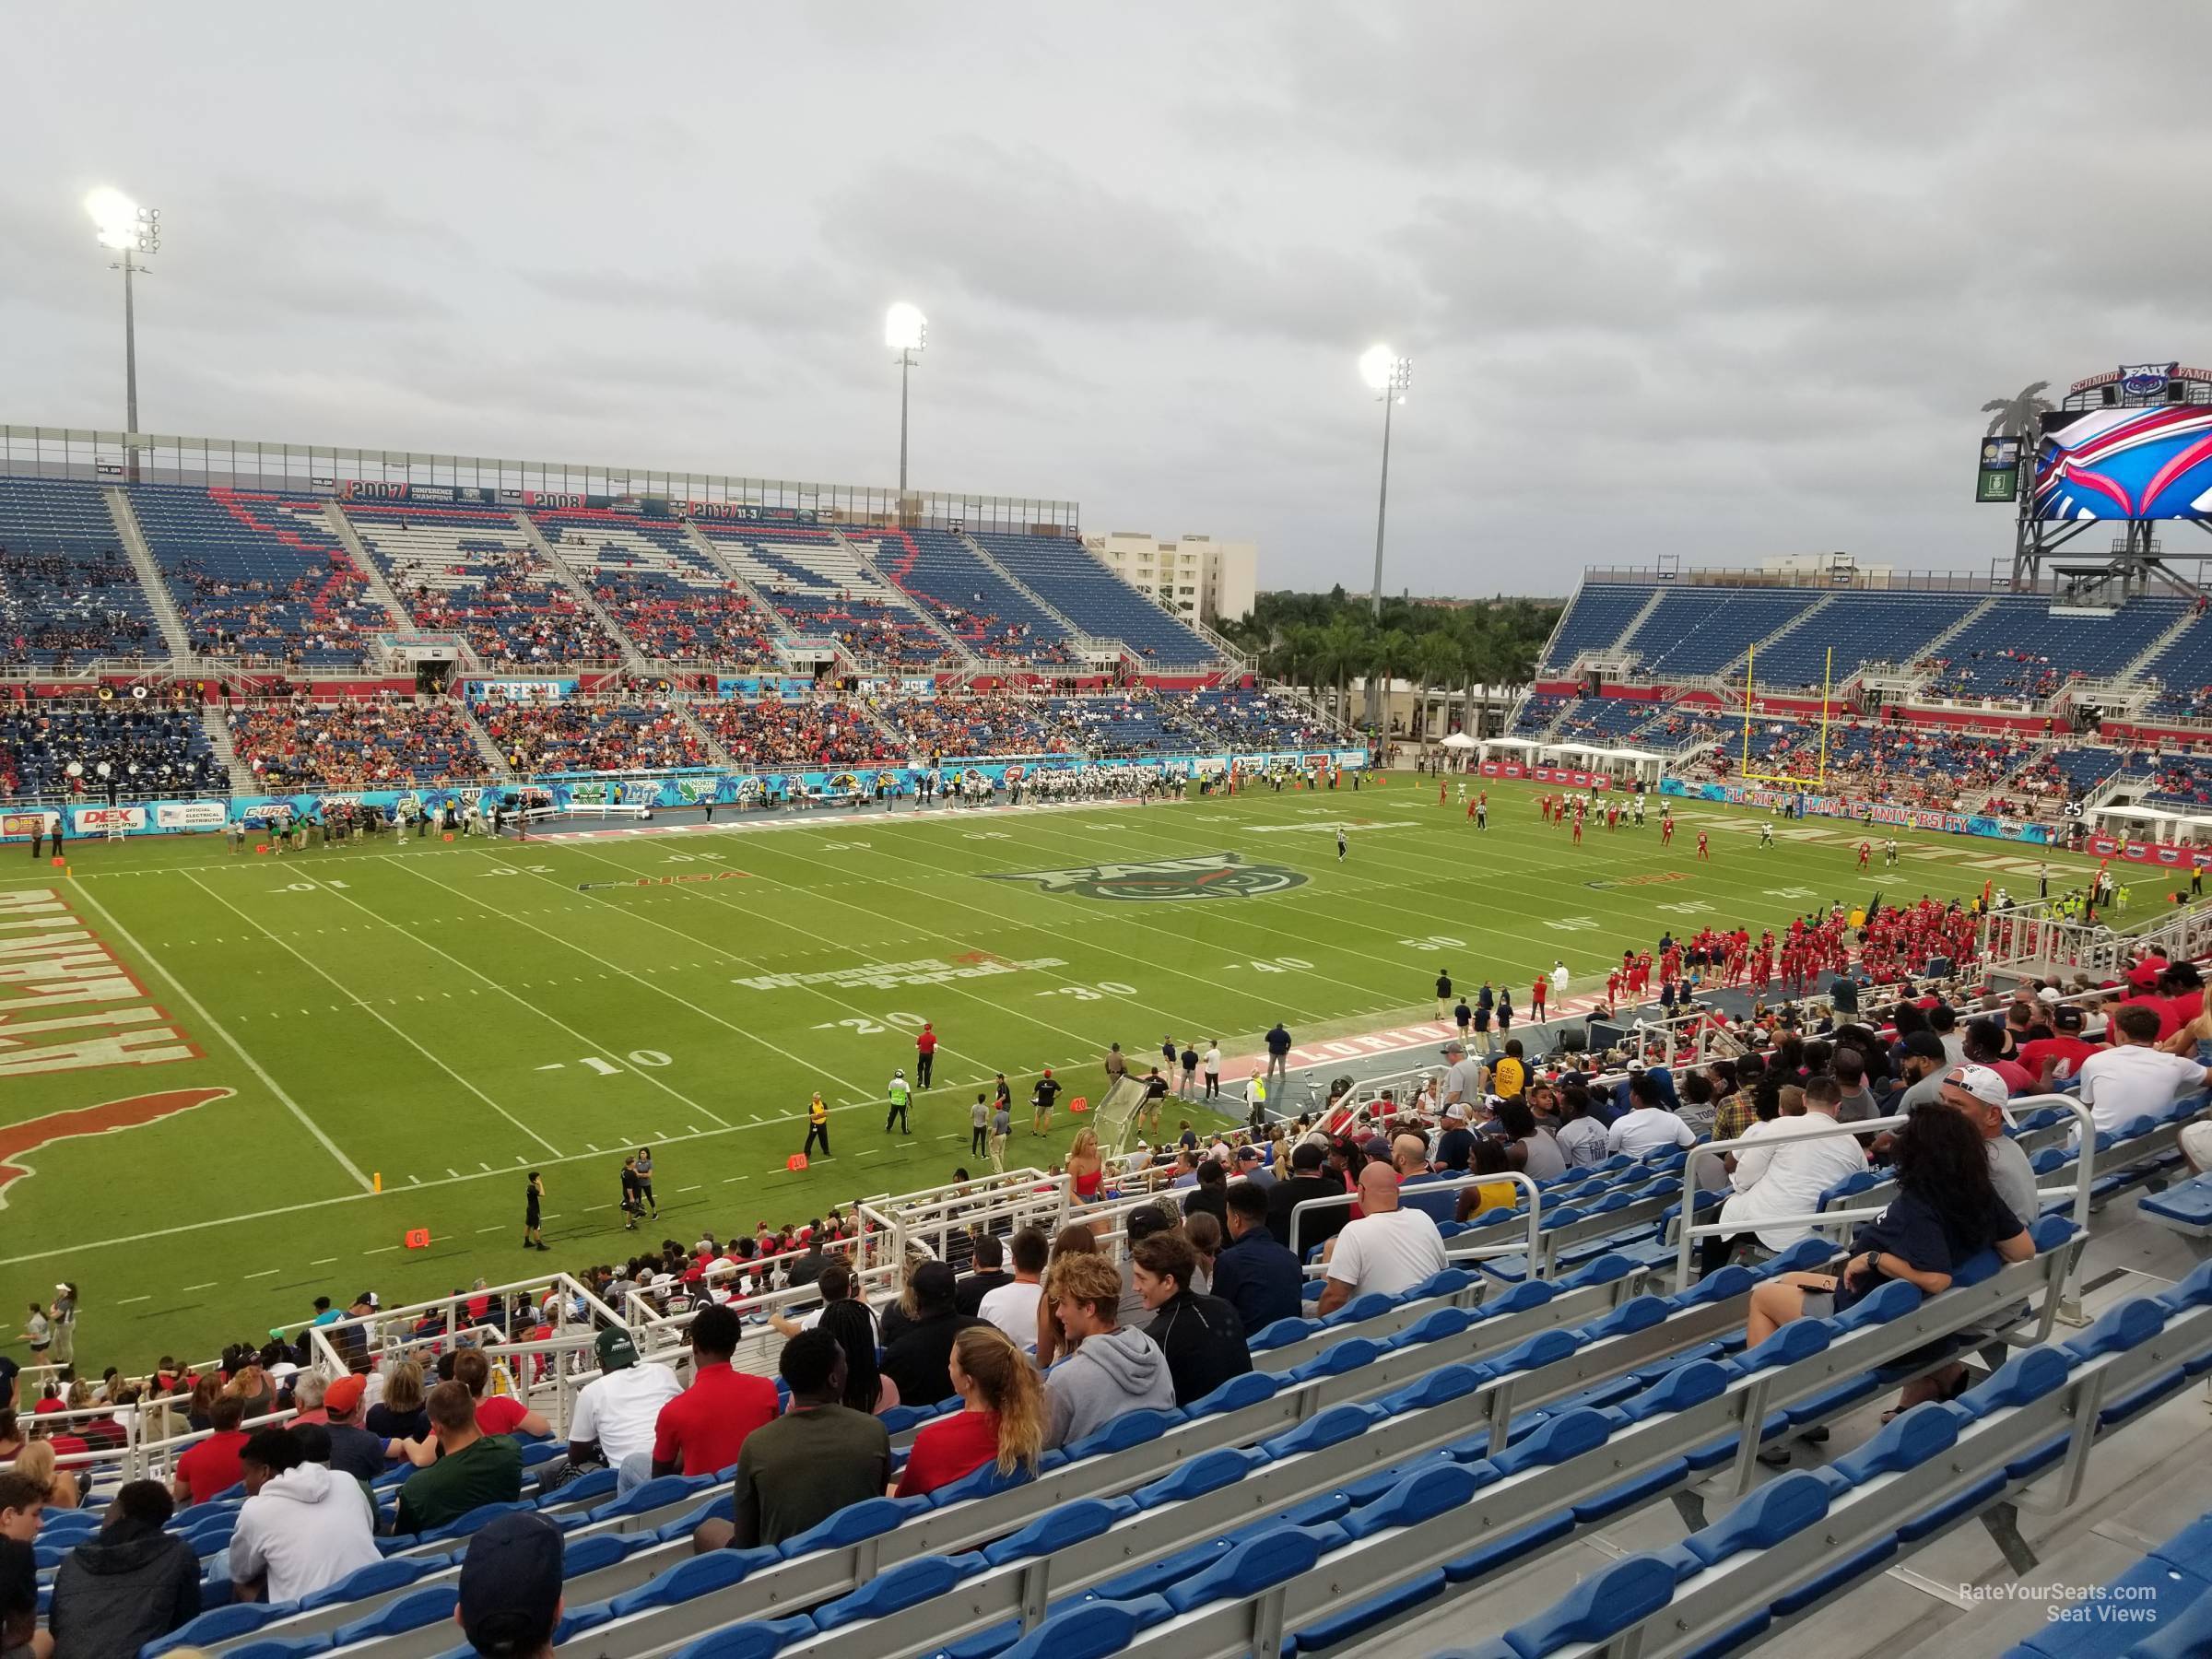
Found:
198,704 -> 256,795
101,487 -> 193,658
318,502 -> 420,633
510,512 -> 649,672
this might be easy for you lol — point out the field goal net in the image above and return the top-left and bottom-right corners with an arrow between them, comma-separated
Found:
1092,1075 -> 1154,1154
1738,641 -> 1835,791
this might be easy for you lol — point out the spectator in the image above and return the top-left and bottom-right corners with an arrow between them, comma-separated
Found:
394,1382 -> 524,1535
1265,1141 -> 1346,1253
454,1350 -> 552,1441
0,1472 -> 48,1659
1831,1048 -> 1879,1124
1321,1162 -> 1449,1311
1453,1139 -> 1523,1222
644,1303 -> 778,1485
46,1479 -> 200,1659
229,1427 -> 382,1604
543,1330 -> 682,1495
1132,1230 -> 1252,1406
1497,1099 -> 1566,1180
1040,1253 -> 1179,1447
818,1300 -> 899,1415
1181,1159 -> 1230,1230
894,1326 -> 1048,1497
1211,1182 -> 1303,1335
703,1330 -> 891,1552
977,1228 -> 1049,1350
882,1262 -> 987,1407
1943,1067 -> 2040,1228
1606,1075 -> 1698,1158
320,1375 -> 389,1483
7,1444 -> 74,1513
454,1510 -> 566,1659
366,1359 -> 429,1442
953,1234 -> 1012,1316
2077,1003 -> 2212,1137
171,1394 -> 249,1506
1707,1075 -> 1869,1268
1432,1103 -> 1477,1171
1555,1085 -> 1610,1168
1033,1225 -> 1106,1368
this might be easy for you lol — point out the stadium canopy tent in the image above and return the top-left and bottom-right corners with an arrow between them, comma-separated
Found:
2090,802 -> 2212,847
1479,737 -> 1541,759
1438,732 -> 1479,749
1551,742 -> 1666,786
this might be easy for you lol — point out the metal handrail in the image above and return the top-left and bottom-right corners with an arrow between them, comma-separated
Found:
1286,1169 -> 1544,1267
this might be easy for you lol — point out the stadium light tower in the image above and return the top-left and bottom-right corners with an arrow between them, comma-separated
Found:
1359,344 -> 1410,726
886,302 -> 928,493
87,188 -> 160,477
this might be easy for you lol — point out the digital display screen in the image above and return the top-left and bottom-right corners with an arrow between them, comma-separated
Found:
2033,405 -> 2212,521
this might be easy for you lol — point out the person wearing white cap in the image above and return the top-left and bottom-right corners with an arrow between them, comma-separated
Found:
883,1068 -> 912,1135
1939,1065 -> 2039,1228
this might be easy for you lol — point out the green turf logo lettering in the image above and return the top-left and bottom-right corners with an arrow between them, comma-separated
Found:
982,852 -> 1308,902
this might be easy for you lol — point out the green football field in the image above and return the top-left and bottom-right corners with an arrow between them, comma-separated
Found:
0,778 -> 2106,1368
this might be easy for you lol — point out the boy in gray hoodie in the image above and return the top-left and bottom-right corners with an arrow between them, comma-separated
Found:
1042,1253 -> 1180,1447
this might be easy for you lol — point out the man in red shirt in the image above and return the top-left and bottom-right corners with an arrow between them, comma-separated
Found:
2019,1006 -> 2103,1089
646,1303 -> 777,1482
915,1021 -> 938,1090
171,1394 -> 249,1505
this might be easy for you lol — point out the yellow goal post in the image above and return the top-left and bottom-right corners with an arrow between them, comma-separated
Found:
1738,643 -> 1833,790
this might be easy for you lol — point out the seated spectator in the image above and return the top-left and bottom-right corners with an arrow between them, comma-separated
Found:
1033,1225 -> 1107,1369
976,1228 -> 1049,1350
2078,1003 -> 2212,1137
1606,1074 -> 1698,1157
394,1382 -> 523,1535
320,1375 -> 389,1482
644,1303 -> 777,1485
818,1300 -> 899,1416
545,1330 -> 682,1496
7,1443 -> 75,1512
1555,1086 -> 1610,1168
170,1394 -> 248,1506
1132,1230 -> 1252,1406
1496,1099 -> 1566,1180
1706,1075 -> 1868,1269
0,1472 -> 49,1659
880,1261 -> 987,1406
454,1510 -> 565,1659
230,1427 -> 382,1604
46,1478 -> 199,1659
1265,1141 -> 1347,1253
701,1330 -> 891,1552
453,1350 -> 551,1441
366,1358 -> 429,1442
1041,1252 -> 1179,1447
954,1234 -> 1012,1316
1211,1182 -> 1304,1335
893,1326 -> 1047,1498
1322,1162 -> 1449,1308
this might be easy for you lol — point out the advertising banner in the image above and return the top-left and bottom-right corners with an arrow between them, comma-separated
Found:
69,806 -> 148,835
154,802 -> 228,830
1657,779 -> 2058,846
468,679 -> 577,704
2086,833 -> 2212,870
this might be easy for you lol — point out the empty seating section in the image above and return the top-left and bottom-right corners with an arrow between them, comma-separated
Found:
693,699 -> 896,768
1619,589 -> 1819,678
2144,612 -> 2212,719
692,524 -> 949,666
1182,688 -> 1335,749
1923,596 -> 2188,703
0,478 -> 159,665
875,693 -> 1078,758
531,508 -> 775,664
1751,591 -> 1979,688
477,701 -> 709,774
870,527 -> 1075,662
1047,696 -> 1207,756
1538,584 -> 1653,669
226,699 -> 486,787
343,504 -> 617,667
0,701 -> 224,795
131,486 -> 387,667
972,532 -> 1218,666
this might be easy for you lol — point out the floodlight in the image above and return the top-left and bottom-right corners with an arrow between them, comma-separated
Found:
885,302 -> 928,354
86,188 -> 139,247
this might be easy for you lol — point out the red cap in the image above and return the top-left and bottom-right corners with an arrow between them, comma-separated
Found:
324,1374 -> 367,1416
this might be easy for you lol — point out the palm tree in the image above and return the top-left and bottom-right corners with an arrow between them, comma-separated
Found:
1312,619 -> 1371,729
1367,628 -> 1416,733
1982,382 -> 2053,438
1412,631 -> 1462,739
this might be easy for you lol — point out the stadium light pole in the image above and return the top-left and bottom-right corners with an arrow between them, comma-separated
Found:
87,188 -> 160,481
1359,344 -> 1410,726
886,302 -> 927,494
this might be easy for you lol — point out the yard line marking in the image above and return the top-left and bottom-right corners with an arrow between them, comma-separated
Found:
677,1183 -> 701,1192
311,1258 -> 338,1266
479,1161 -> 492,1171
181,1282 -> 216,1292
116,1294 -> 151,1305
242,1268 -> 280,1279
363,1244 -> 401,1254
447,1168 -> 462,1179
723,1175 -> 747,1182
477,1225 -> 504,1233
179,871 -> 564,1159
69,875 -> 374,1194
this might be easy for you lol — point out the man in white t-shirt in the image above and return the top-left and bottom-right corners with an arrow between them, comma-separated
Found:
565,1330 -> 685,1495
1606,1074 -> 1699,1158
1713,1076 -> 1868,1255
1315,1164 -> 1447,1312
977,1227 -> 1049,1349
2077,1003 -> 2212,1139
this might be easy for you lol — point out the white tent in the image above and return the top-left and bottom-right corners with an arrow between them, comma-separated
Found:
1439,732 -> 1479,750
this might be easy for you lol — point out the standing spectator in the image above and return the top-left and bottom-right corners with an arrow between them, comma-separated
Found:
1030,1068 -> 1060,1136
893,1327 -> 1048,1497
977,1229 -> 1049,1350
1203,1040 -> 1221,1101
0,1472 -> 48,1659
1211,1183 -> 1303,1335
394,1382 -> 524,1535
45,1287 -> 75,1371
1318,1164 -> 1448,1311
20,1306 -> 49,1366
229,1428 -> 382,1604
547,1332 -> 681,1495
524,1171 -> 547,1252
969,1094 -> 991,1159
880,1263 -> 986,1406
641,1304 -> 777,1485
1265,1021 -> 1292,1094
454,1511 -> 565,1659
1041,1253 -> 1178,1446
915,1021 -> 937,1089
46,1480 -> 199,1659
700,1331 -> 891,1552
1179,1041 -> 1200,1101
171,1394 -> 249,1506
1131,1231 -> 1252,1406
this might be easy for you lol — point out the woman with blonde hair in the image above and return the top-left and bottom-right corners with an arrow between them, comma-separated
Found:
1033,1224 -> 1104,1367
12,1438 -> 80,1509
366,1359 -> 429,1442
1065,1128 -> 1105,1207
892,1324 -> 1048,1497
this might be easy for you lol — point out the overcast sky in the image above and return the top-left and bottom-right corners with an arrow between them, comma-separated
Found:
6,3 -> 2210,599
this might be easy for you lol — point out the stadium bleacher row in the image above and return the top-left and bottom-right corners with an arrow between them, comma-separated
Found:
532,507 -> 779,665
0,477 -> 164,666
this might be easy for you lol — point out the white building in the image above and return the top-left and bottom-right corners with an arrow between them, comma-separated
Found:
1084,532 -> 1257,628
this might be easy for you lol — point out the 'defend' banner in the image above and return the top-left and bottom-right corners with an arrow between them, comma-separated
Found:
1531,765 -> 1614,792
1479,759 -> 1528,780
2088,832 -> 2212,871
1657,778 -> 2058,846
